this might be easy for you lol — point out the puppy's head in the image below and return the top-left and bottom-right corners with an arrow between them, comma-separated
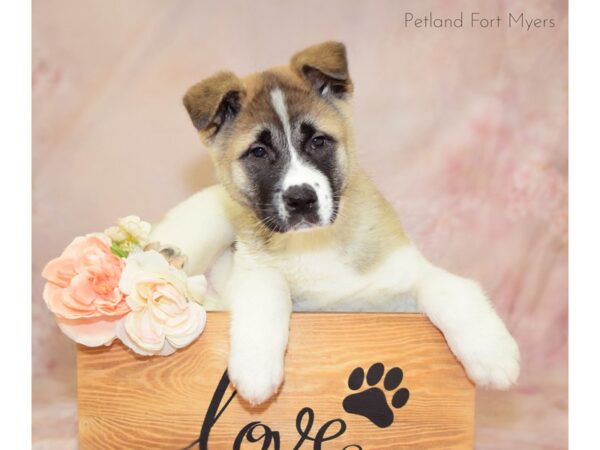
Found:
183,41 -> 355,233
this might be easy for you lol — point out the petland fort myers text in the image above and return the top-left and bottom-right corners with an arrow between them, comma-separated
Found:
404,12 -> 556,30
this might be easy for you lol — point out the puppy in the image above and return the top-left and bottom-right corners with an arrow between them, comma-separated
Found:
151,41 -> 520,405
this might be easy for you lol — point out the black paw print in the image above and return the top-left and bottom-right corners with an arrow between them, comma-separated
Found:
342,363 -> 410,428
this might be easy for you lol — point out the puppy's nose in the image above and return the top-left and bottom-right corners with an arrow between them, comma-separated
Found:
283,184 -> 318,213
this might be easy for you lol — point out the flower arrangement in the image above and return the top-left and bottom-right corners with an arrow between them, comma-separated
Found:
41,216 -> 207,356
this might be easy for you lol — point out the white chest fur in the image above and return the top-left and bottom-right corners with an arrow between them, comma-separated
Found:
269,244 -> 421,312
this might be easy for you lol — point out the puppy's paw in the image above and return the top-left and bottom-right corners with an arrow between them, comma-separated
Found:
144,242 -> 187,269
418,271 -> 520,390
228,349 -> 284,406
449,326 -> 520,390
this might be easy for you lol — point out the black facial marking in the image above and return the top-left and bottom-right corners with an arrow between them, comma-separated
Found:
295,121 -> 343,216
238,127 -> 290,232
257,129 -> 272,146
300,122 -> 316,139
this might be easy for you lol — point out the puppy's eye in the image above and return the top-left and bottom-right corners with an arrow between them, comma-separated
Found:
249,146 -> 267,158
310,136 -> 326,150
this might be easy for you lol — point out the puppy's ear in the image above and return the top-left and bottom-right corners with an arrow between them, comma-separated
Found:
183,71 -> 245,137
291,41 -> 353,99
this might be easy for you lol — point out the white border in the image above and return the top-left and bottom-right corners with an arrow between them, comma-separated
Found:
0,1 -> 32,448
570,0 -> 600,447
4,0 -> 596,446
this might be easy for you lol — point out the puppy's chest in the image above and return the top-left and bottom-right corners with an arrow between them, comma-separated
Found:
268,247 -> 397,306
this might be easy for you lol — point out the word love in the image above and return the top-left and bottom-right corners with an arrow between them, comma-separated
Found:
184,370 -> 362,450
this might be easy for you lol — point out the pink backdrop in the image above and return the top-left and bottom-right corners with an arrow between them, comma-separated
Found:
32,0 -> 567,448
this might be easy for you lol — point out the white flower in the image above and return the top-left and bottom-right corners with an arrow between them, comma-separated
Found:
105,215 -> 152,247
116,250 -> 207,356
104,225 -> 128,243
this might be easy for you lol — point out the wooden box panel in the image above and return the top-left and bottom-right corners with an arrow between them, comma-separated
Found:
77,313 -> 474,449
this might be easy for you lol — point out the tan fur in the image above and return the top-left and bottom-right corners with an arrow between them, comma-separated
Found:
290,41 -> 353,95
253,169 -> 408,273
183,71 -> 245,137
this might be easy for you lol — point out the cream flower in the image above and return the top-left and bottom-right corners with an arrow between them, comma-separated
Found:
116,250 -> 207,356
105,215 -> 152,250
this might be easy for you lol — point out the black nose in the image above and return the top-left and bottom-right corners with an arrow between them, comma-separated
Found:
283,184 -> 318,213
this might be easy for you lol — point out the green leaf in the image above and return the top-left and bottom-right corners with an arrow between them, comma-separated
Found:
110,243 -> 128,258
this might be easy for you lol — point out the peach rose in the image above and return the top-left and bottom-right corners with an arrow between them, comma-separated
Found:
116,250 -> 207,356
42,234 -> 130,346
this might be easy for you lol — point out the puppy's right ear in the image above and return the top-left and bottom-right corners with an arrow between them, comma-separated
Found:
183,71 -> 245,138
291,41 -> 352,100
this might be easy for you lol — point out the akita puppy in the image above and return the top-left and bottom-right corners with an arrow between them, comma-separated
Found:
151,41 -> 520,405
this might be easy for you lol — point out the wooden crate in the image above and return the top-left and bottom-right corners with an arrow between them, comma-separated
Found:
77,313 -> 474,449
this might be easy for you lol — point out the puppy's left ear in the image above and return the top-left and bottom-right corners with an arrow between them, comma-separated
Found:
291,41 -> 353,99
183,71 -> 245,139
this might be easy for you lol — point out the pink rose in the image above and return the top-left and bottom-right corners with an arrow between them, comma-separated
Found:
42,234 -> 130,346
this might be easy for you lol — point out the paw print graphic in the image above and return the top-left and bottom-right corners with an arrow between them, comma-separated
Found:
342,362 -> 410,428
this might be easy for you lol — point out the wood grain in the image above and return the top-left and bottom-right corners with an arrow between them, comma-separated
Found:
77,312 -> 474,449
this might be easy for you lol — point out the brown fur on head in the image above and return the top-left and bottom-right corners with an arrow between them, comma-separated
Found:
183,41 -> 356,233
183,71 -> 246,137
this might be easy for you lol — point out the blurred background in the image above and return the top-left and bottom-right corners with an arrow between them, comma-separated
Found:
32,0 -> 567,448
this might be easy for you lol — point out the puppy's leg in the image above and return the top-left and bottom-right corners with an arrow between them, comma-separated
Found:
150,185 -> 238,275
390,244 -> 520,389
226,250 -> 291,405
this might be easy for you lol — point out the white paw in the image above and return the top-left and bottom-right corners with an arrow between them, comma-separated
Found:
448,325 -> 520,390
228,348 -> 284,405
